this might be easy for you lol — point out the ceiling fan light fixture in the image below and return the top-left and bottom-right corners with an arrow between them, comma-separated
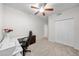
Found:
30,3 -> 54,16
39,7 -> 44,12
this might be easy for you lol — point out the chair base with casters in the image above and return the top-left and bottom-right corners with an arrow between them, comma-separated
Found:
21,41 -> 31,56
22,46 -> 31,56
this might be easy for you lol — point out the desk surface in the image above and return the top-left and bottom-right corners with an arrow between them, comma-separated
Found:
0,37 -> 22,56
0,37 -> 16,50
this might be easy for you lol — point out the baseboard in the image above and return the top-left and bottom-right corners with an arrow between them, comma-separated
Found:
74,47 -> 79,50
36,36 -> 48,40
51,41 -> 79,50
42,37 -> 48,39
55,41 -> 79,51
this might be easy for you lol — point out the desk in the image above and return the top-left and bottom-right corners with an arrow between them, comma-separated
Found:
0,37 -> 23,56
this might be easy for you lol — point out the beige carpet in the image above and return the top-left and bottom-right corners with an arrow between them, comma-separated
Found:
26,39 -> 79,56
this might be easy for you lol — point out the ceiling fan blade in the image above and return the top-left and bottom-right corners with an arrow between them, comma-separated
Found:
31,6 -> 39,9
43,12 -> 45,16
43,3 -> 47,7
45,8 -> 54,11
34,11 -> 39,15
40,3 -> 47,8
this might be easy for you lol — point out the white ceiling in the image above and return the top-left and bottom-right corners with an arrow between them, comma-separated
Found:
3,3 -> 79,18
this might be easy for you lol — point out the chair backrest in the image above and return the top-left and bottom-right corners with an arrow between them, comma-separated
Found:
29,35 -> 36,45
29,31 -> 32,36
27,31 -> 33,42
25,31 -> 33,47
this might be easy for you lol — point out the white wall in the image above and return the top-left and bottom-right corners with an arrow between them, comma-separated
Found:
48,6 -> 79,49
48,15 -> 55,42
3,6 -> 47,40
0,4 -> 3,41
44,24 -> 48,38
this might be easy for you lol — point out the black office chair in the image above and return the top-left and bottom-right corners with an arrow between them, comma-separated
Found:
21,31 -> 33,56
18,31 -> 36,56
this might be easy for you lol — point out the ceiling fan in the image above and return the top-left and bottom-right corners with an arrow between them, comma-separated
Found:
31,3 -> 54,16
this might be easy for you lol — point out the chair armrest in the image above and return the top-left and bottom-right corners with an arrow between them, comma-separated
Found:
18,37 -> 28,40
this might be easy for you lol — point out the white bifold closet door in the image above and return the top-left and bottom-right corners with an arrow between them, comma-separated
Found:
55,19 -> 74,46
